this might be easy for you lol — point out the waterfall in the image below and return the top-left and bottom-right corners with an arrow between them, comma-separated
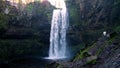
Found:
49,9 -> 69,59
46,0 -> 69,59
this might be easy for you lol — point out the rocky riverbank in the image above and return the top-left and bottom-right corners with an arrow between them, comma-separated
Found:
47,33 -> 120,68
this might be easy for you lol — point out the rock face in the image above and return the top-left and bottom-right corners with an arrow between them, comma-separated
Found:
79,0 -> 114,23
96,39 -> 120,68
49,35 -> 120,68
98,48 -> 120,68
66,0 -> 120,57
0,1 -> 53,65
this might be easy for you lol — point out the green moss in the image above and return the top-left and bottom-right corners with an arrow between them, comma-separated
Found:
96,47 -> 104,56
73,42 -> 96,61
73,34 -> 118,62
57,65 -> 62,68
86,59 -> 97,65
106,35 -> 117,45
72,43 -> 85,53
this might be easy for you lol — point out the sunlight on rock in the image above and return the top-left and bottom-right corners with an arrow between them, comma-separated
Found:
6,0 -> 43,5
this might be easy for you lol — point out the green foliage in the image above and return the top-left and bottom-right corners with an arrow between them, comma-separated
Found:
96,47 -> 104,56
0,13 -> 9,30
57,65 -> 62,68
69,8 -> 80,26
0,39 -> 44,59
0,40 -> 16,59
27,4 -> 33,12
72,43 -> 85,53
25,3 -> 36,14
67,0 -> 80,26
106,34 -> 117,45
115,26 -> 120,33
25,2 -> 53,23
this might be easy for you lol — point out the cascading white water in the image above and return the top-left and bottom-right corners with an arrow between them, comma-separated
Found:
46,0 -> 69,59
